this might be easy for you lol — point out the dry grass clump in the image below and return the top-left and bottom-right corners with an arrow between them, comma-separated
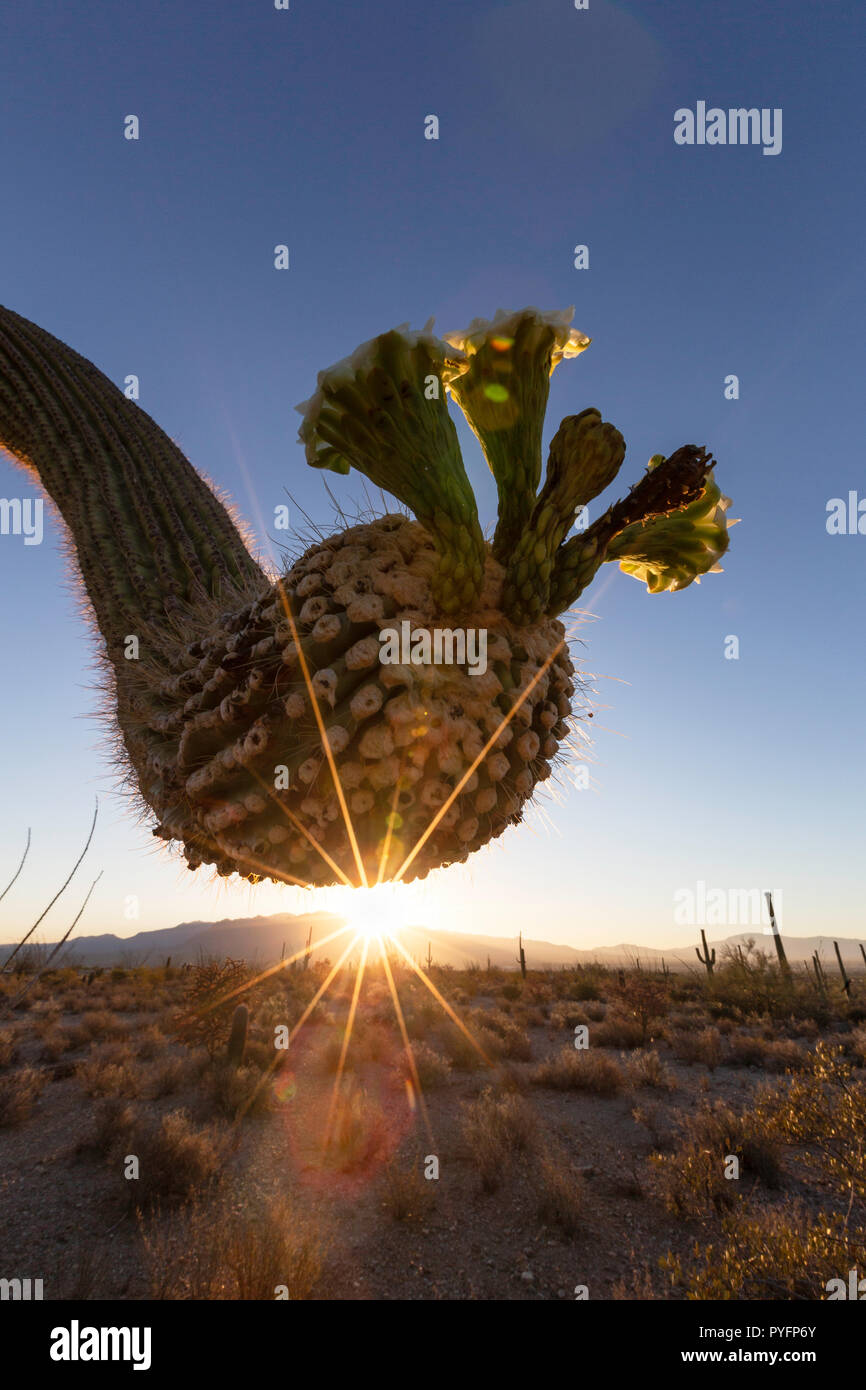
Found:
208,1062 -> 273,1120
0,1027 -> 19,1068
627,1049 -> 677,1091
79,1010 -> 131,1042
382,1158 -> 436,1222
649,1099 -> 783,1218
0,1066 -> 46,1126
405,1041 -> 451,1089
326,1083 -> 387,1172
591,1011 -> 646,1050
141,1191 -> 327,1299
531,1047 -> 626,1095
124,1108 -> 228,1208
667,1026 -> 723,1070
532,1147 -> 585,1235
462,1087 -> 539,1192
725,1033 -> 807,1071
87,1095 -> 139,1158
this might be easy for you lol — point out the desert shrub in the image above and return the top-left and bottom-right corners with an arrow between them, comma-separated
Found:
0,1066 -> 45,1126
88,1095 -> 139,1157
662,1202 -> 866,1300
145,1055 -> 191,1099
462,1088 -> 539,1192
382,1159 -> 436,1222
610,977 -> 668,1044
751,1043 -> 866,1199
326,1083 -> 386,1172
141,1191 -> 327,1300
470,1010 -> 532,1061
627,1049 -> 677,1091
430,1021 -> 485,1070
38,1027 -> 81,1063
592,1010 -> 646,1050
532,1148 -> 585,1235
406,1042 -> 451,1089
0,1028 -> 19,1068
500,982 -> 521,1002
668,1026 -> 723,1070
209,1062 -> 272,1120
126,1108 -> 227,1208
531,1047 -> 625,1095
726,1034 -> 807,1072
135,1025 -> 167,1061
173,958 -> 251,1057
79,1010 -> 130,1041
649,1099 -> 782,1218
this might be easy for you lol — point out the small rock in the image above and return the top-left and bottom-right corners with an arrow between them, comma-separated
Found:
520,1269 -> 534,1283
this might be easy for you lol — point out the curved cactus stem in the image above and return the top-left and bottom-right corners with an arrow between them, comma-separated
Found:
0,303 -> 266,650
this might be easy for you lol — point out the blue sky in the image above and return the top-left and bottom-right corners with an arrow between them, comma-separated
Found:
0,0 -> 863,950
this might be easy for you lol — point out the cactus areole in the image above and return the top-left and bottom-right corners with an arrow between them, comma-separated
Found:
0,304 -> 735,889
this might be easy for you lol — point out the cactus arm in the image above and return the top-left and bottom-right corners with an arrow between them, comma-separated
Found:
543,446 -> 716,616
0,303 -> 266,649
443,308 -> 591,565
296,325 -> 486,614
501,408 -> 626,624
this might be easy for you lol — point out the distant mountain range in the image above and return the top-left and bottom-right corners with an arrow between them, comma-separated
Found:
3,912 -> 864,973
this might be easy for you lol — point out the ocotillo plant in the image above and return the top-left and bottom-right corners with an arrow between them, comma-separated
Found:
517,931 -> 527,980
833,941 -> 852,998
0,304 -> 734,889
764,891 -> 790,977
695,928 -> 716,977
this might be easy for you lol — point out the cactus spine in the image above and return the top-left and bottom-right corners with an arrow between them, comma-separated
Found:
0,303 -> 733,890
696,928 -> 716,977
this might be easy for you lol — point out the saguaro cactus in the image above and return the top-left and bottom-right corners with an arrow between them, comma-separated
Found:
833,941 -> 852,998
696,928 -> 716,977
517,931 -> 527,979
0,303 -> 735,890
811,952 -> 828,995
227,1003 -> 249,1067
764,891 -> 790,977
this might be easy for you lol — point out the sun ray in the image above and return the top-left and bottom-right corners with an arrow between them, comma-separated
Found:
385,934 -> 493,1068
274,579 -> 369,888
393,637 -> 567,885
233,931 -> 362,1124
375,755 -> 409,888
323,932 -> 371,1149
245,763 -> 356,887
379,934 -> 434,1143
192,920 -> 356,1023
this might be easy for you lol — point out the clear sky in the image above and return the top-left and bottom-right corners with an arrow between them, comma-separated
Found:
0,0 -> 863,951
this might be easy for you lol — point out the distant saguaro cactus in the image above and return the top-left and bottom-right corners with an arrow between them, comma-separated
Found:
833,942 -> 852,998
764,892 -> 790,977
516,932 -> 527,979
227,1003 -> 249,1068
695,928 -> 716,977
